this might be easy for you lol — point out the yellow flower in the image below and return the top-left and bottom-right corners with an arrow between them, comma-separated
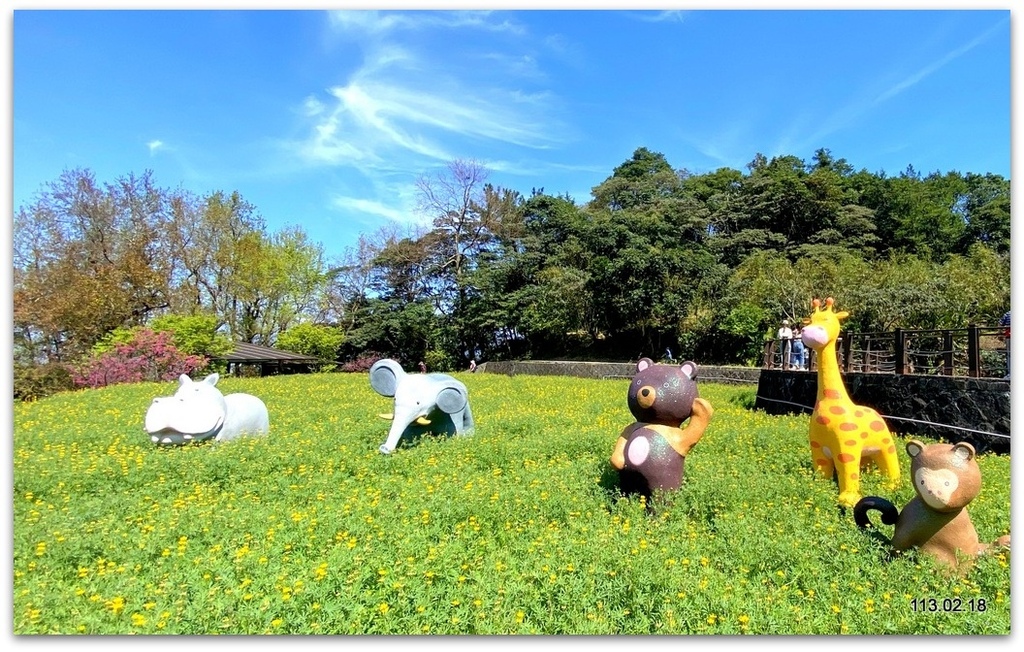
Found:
378,602 -> 390,614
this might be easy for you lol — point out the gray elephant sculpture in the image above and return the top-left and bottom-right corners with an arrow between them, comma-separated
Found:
369,359 -> 475,454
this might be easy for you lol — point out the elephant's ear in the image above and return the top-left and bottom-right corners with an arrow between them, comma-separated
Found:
369,359 -> 405,397
436,383 -> 468,414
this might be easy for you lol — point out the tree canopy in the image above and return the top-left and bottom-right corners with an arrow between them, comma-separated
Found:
13,147 -> 1010,374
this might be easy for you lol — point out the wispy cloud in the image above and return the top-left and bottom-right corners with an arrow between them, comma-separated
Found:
792,18 -> 1007,154
284,10 -> 571,226
632,10 -> 689,24
872,18 -> 1006,105
147,139 -> 165,155
327,10 -> 525,37
331,194 -> 420,225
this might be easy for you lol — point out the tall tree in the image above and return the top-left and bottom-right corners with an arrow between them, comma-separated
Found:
13,168 -> 174,361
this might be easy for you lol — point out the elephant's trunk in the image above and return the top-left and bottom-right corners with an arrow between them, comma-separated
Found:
378,405 -> 427,455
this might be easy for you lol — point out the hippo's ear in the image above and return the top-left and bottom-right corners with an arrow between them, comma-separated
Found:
203,373 -> 220,386
436,383 -> 468,414
636,357 -> 654,372
681,361 -> 698,380
370,359 -> 405,397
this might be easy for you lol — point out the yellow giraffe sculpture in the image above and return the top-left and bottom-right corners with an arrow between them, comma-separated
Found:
801,297 -> 901,507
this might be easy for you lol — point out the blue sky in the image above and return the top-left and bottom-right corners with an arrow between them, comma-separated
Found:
11,5 -> 1014,261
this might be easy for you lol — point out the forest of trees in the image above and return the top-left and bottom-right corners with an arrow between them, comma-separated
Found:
13,147 -> 1011,385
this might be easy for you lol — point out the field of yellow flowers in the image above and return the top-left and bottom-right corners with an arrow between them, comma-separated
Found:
13,371 -> 1011,635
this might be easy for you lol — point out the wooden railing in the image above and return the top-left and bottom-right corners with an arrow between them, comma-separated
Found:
762,325 -> 1009,379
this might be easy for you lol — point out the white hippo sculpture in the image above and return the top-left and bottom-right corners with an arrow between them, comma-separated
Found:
145,373 -> 270,446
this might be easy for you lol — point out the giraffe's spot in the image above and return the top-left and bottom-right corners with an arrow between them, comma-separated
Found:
816,415 -> 830,425
810,440 -> 822,449
816,458 -> 830,468
824,389 -> 841,400
849,472 -> 860,480
869,420 -> 886,432
829,405 -> 847,416
887,445 -> 896,454
839,422 -> 858,432
854,410 -> 864,418
837,453 -> 855,463
882,437 -> 890,444
861,432 -> 869,439
844,439 -> 857,446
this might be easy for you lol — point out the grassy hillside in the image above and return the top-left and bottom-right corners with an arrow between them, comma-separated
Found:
12,371 -> 1011,634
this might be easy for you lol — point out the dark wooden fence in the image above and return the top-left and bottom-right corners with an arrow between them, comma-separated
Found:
762,325 -> 1009,379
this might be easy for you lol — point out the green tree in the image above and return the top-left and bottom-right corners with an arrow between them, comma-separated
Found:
149,313 -> 233,358
277,322 -> 344,371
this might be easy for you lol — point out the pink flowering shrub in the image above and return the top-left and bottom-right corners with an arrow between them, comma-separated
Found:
339,352 -> 383,373
71,328 -> 209,389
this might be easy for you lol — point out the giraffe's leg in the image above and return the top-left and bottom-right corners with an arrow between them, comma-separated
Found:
809,430 -> 834,479
863,411 -> 901,488
835,450 -> 863,508
810,445 -> 834,479
877,443 -> 902,489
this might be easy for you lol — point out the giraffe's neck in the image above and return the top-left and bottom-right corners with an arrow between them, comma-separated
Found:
815,340 -> 852,404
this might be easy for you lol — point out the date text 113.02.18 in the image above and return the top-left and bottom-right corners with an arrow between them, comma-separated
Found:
910,597 -> 987,612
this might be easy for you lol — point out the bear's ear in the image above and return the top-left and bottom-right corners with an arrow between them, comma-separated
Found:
680,361 -> 698,380
906,440 -> 925,458
951,442 -> 976,466
636,357 -> 654,372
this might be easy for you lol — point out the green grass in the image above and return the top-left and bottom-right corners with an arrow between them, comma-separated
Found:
12,372 -> 1011,635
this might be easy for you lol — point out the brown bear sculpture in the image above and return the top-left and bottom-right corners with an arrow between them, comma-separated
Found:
609,358 -> 713,500
854,439 -> 1010,572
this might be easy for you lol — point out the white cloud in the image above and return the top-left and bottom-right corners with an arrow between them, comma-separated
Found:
290,20 -> 566,171
281,10 -> 576,233
873,19 -> 1005,106
633,10 -> 689,24
792,18 -> 1008,156
147,139 -> 165,155
331,194 -> 423,226
327,10 -> 524,37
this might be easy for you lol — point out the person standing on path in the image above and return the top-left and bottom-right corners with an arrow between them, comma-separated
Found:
777,319 -> 793,370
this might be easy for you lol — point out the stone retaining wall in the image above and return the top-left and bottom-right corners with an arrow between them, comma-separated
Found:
477,360 -> 1010,455
477,360 -> 759,385
754,370 -> 1010,455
